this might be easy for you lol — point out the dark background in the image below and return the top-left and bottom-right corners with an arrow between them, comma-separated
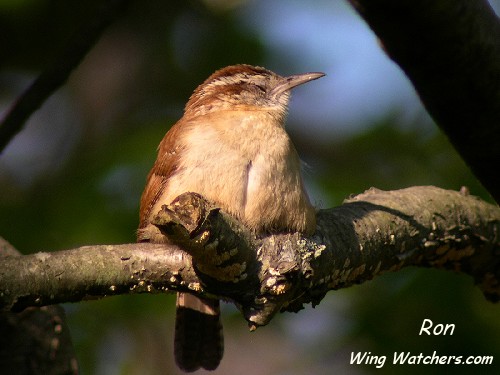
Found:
1,1 -> 499,374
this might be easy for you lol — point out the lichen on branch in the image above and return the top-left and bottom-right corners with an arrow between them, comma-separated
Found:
1,186 -> 499,327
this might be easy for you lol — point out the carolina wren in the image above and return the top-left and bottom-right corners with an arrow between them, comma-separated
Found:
138,64 -> 324,372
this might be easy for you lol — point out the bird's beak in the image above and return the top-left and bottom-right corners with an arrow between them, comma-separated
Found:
270,71 -> 325,98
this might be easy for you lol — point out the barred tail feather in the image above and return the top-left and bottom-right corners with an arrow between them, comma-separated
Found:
174,293 -> 223,372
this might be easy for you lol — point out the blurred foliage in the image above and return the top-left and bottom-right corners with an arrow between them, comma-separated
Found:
0,1 -> 499,374
305,119 -> 491,206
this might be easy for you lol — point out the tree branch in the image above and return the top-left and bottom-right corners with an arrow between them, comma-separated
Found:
2,187 -> 499,329
0,0 -> 130,153
0,240 -> 199,312
347,0 -> 500,202
0,239 -> 78,375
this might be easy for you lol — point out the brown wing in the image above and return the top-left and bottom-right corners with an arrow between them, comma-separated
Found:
138,119 -> 187,230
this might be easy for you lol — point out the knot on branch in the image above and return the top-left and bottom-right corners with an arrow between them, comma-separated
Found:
151,192 -> 255,284
150,192 -> 322,328
1,187 -> 499,321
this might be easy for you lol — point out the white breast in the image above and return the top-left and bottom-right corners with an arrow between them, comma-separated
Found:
154,109 -> 312,233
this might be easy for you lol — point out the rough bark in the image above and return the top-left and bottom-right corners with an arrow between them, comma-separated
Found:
2,187 -> 499,329
348,0 -> 500,202
0,239 -> 78,375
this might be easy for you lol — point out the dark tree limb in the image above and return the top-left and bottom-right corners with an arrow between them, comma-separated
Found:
2,187 -> 499,329
347,0 -> 500,202
0,239 -> 78,375
0,0 -> 131,153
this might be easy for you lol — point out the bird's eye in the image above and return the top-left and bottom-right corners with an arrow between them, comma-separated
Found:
255,84 -> 266,93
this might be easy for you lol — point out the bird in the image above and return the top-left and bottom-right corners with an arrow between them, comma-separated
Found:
137,64 -> 324,372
